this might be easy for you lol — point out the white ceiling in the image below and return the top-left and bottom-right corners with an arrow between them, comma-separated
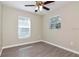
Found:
1,1 -> 71,15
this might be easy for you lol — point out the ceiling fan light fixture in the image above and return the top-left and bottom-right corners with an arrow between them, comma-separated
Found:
24,1 -> 55,12
39,5 -> 43,11
35,6 -> 38,10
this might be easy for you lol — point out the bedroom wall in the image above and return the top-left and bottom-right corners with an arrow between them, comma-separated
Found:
0,3 -> 2,55
43,2 -> 79,53
2,5 -> 43,47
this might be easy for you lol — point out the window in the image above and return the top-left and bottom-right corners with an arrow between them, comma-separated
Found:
49,16 -> 61,29
18,16 -> 31,39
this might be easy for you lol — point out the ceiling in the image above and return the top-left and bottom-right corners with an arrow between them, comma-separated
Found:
1,1 -> 71,15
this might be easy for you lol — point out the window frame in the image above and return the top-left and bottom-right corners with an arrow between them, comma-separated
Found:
18,16 -> 31,39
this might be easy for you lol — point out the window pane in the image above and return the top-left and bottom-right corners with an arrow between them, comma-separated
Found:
18,16 -> 31,39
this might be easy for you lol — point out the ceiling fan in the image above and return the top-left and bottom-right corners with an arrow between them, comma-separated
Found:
24,1 -> 55,12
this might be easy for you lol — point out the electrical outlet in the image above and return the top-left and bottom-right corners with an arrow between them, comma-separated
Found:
70,41 -> 74,46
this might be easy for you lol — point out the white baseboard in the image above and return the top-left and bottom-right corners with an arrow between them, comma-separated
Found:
2,40 -> 42,49
41,40 -> 79,55
0,49 -> 3,56
2,40 -> 79,55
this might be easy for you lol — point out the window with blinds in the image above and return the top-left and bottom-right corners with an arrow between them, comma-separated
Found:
18,16 -> 31,39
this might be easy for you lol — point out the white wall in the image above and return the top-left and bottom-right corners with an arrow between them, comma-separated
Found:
0,3 -> 2,54
43,2 -> 79,53
2,5 -> 42,47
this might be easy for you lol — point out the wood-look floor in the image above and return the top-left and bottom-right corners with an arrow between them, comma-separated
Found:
1,42 -> 79,57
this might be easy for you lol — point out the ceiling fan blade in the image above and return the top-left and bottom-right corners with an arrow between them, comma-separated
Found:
25,5 -> 35,7
44,1 -> 55,5
43,6 -> 50,10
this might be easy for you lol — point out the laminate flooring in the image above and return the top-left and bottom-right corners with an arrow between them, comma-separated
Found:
1,42 -> 79,57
